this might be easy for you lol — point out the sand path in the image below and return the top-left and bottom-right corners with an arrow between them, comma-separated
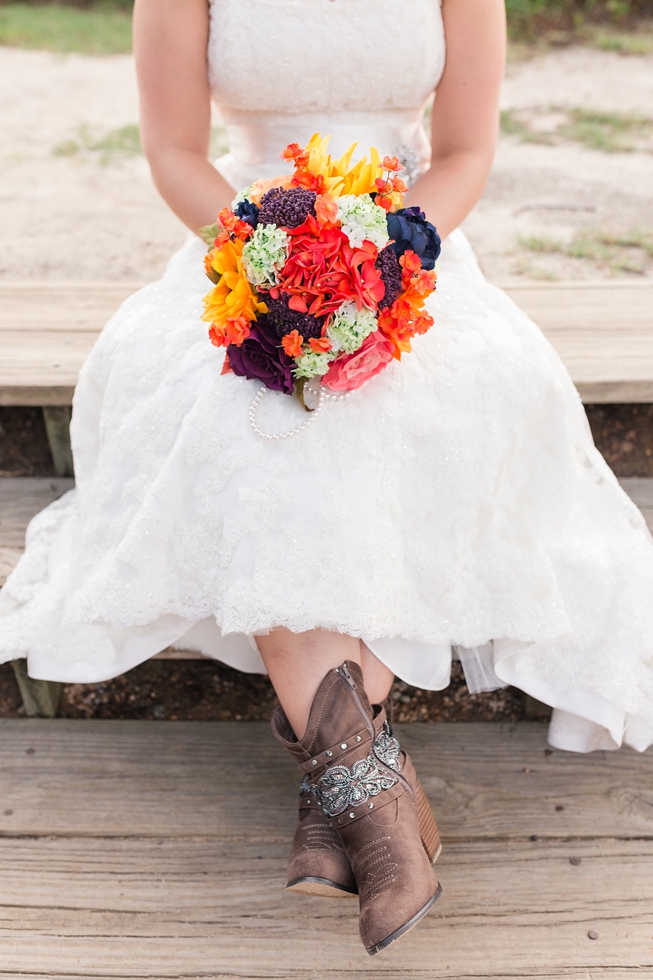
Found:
1,44 -> 652,283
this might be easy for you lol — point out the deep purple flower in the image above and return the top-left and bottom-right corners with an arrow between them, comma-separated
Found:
258,187 -> 316,229
386,207 -> 441,270
227,316 -> 294,394
265,294 -> 324,341
234,199 -> 259,229
375,246 -> 402,310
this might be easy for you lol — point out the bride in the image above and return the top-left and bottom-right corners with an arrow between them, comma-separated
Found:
2,0 -> 653,954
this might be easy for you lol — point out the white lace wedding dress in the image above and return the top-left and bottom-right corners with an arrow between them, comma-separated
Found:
2,0 -> 653,754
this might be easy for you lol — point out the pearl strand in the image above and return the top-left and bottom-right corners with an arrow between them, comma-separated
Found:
249,385 -> 351,440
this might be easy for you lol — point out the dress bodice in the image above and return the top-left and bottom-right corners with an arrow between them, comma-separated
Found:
207,0 -> 445,190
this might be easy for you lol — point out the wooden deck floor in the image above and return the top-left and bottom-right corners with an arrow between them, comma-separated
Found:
0,719 -> 651,978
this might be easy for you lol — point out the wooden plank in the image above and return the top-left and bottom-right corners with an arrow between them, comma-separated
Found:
0,331 -> 96,406
0,282 -> 143,333
0,478 -> 74,549
1,720 -> 652,840
619,476 -> 653,528
0,837 -> 650,977
1,281 -> 653,404
503,282 -> 653,403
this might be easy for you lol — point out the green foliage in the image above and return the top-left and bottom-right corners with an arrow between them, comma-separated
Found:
0,2 -> 132,53
1,0 -> 651,55
505,0 -> 653,39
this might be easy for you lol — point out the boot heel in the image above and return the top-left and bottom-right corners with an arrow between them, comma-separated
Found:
416,778 -> 442,863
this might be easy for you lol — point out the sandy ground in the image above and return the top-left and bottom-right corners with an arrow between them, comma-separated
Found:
0,44 -> 652,284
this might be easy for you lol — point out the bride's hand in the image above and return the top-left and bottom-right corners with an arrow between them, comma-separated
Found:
134,0 -> 235,232
404,0 -> 505,240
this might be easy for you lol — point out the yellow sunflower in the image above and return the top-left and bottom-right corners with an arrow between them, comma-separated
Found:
201,238 -> 268,328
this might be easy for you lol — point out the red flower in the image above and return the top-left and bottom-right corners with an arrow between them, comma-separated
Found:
281,143 -> 309,169
291,170 -> 326,194
277,215 -> 385,317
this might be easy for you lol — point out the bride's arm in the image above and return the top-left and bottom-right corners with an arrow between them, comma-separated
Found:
133,0 -> 235,231
404,0 -> 506,239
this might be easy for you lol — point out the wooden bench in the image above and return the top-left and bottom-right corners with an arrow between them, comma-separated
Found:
2,280 -> 653,713
2,475 -> 652,718
2,281 -> 653,475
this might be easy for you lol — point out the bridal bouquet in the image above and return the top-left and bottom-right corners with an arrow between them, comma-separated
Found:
200,134 -> 440,408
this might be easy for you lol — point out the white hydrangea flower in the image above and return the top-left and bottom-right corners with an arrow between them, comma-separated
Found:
294,351 -> 333,379
242,224 -> 290,288
231,185 -> 253,208
326,301 -> 377,355
336,194 -> 390,251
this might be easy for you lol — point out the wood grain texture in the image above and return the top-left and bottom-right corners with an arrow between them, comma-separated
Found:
0,478 -> 74,548
0,720 -> 651,977
1,281 -> 653,403
0,837 -> 651,977
1,720 -> 652,841
0,282 -> 143,333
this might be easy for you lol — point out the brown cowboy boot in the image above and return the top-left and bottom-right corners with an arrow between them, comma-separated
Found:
283,695 -> 441,898
285,773 -> 358,897
272,661 -> 442,954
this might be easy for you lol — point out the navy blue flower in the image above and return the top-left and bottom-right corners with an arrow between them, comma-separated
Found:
234,199 -> 259,230
386,207 -> 441,270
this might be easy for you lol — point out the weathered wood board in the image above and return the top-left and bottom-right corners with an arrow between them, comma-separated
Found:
0,721 -> 651,978
1,720 -> 652,841
0,838 -> 651,977
1,280 -> 653,404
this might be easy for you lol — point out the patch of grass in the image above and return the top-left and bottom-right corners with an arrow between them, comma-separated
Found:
519,228 -> 653,275
588,25 -> 653,52
558,107 -> 653,151
54,123 -> 141,163
53,123 -> 230,165
501,107 -> 653,153
500,110 -> 556,144
0,3 -> 132,54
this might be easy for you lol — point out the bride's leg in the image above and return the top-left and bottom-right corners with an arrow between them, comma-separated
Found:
267,644 -> 441,952
359,641 -> 394,704
256,627 -> 361,739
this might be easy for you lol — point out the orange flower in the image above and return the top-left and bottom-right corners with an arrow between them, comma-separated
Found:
213,207 -> 254,246
400,251 -> 423,276
377,250 -> 436,359
204,250 -> 221,284
281,330 -> 304,358
382,155 -> 403,173
309,336 -> 332,354
291,170 -> 326,194
202,238 -> 268,331
314,193 -> 339,226
221,352 -> 233,374
208,324 -> 228,348
281,143 -> 310,168
225,315 -> 251,345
